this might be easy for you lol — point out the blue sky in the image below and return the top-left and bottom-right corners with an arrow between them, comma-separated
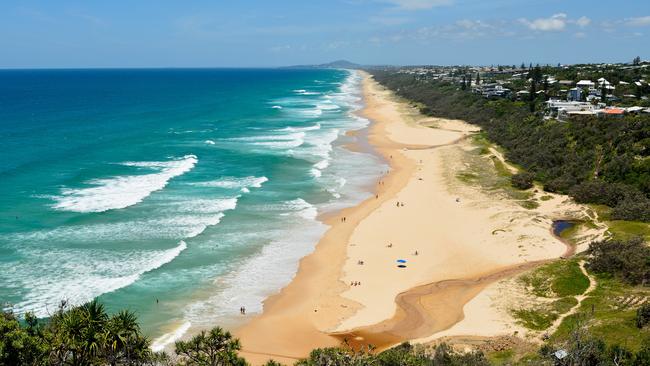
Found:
1,0 -> 649,68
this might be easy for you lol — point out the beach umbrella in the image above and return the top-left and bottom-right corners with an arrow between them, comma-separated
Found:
396,259 -> 407,263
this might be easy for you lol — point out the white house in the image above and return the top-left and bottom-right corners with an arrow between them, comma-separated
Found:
576,80 -> 595,88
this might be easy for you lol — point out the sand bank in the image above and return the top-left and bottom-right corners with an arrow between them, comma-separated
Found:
235,71 -> 603,364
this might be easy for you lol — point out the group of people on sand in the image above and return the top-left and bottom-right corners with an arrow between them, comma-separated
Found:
396,201 -> 405,207
239,306 -> 246,315
350,281 -> 361,286
340,216 -> 347,222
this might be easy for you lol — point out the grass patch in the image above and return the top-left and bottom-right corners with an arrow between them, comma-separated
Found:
512,309 -> 556,331
521,258 -> 589,298
518,200 -> 540,210
552,297 -> 578,314
488,349 -> 514,365
491,156 -> 513,178
540,195 -> 553,201
551,275 -> 650,351
590,205 -> 650,241
456,171 -> 478,183
606,220 -> 650,241
512,259 -> 590,332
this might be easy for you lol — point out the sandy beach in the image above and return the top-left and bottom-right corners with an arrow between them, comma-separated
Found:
235,70 -> 604,365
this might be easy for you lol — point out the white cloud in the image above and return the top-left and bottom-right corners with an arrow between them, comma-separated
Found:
575,16 -> 591,28
519,13 -> 567,31
381,0 -> 453,10
626,16 -> 650,27
408,19 -> 509,41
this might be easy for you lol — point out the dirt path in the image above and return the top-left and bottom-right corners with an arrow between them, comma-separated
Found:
543,260 -> 597,337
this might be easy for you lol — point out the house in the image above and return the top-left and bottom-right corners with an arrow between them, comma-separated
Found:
516,90 -> 530,100
602,108 -> 625,117
475,83 -> 511,99
577,80 -> 595,89
568,88 -> 582,101
559,80 -> 574,86
626,106 -> 645,114
545,100 -> 599,120
598,77 -> 611,86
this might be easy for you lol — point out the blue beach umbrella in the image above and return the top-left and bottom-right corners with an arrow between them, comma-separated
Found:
396,259 -> 407,263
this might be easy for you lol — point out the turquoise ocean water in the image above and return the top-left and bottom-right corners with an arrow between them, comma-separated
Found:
0,68 -> 386,348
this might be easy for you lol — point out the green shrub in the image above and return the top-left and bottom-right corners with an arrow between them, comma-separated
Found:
587,237 -> 650,285
637,304 -> 650,329
511,172 -> 535,190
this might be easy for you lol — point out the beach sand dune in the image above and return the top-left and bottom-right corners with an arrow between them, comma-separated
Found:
236,71 -> 602,365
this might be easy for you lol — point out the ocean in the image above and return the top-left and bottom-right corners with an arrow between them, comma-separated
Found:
0,68 -> 386,348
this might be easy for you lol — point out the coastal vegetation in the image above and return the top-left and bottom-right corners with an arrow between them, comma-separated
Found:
369,69 -> 650,223
3,299 -> 650,365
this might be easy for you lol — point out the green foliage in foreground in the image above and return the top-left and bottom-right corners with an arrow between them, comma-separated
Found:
3,297 -> 650,366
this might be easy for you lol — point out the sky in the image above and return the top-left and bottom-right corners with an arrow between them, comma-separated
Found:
0,0 -> 649,68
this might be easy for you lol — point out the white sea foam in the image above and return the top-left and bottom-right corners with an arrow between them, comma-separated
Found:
271,105 -> 283,109
204,140 -> 216,145
52,155 -> 198,213
275,123 -> 321,132
317,101 -> 340,110
191,176 -> 268,190
310,168 -> 322,178
294,107 -> 323,118
183,198 -> 324,324
225,132 -> 305,149
151,322 -> 192,352
5,241 -> 188,317
8,211 -> 228,244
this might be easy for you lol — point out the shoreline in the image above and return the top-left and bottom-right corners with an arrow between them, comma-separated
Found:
234,71 -> 603,365
235,70 -> 417,364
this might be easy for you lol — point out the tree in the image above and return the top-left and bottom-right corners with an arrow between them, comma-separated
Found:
0,311 -> 48,366
637,304 -> 650,329
175,327 -> 245,366
529,79 -> 537,112
476,73 -> 481,86
543,75 -> 549,92
511,172 -> 535,190
587,237 -> 650,285
601,81 -> 608,105
461,76 -> 467,90
296,345 -> 377,366
633,56 -> 642,65
43,299 -> 155,366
